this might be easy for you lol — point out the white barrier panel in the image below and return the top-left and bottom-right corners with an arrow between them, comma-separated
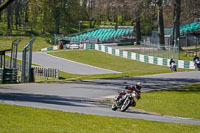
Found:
116,49 -> 120,56
108,47 -> 112,54
131,52 -> 136,60
123,51 -> 128,58
140,54 -> 145,62
157,57 -> 163,66
53,46 -> 57,50
178,60 -> 184,69
149,56 -> 154,64
101,45 -> 105,52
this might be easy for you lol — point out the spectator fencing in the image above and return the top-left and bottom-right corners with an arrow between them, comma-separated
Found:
4,59 -> 59,80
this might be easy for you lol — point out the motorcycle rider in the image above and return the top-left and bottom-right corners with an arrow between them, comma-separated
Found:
193,55 -> 199,66
169,58 -> 177,71
116,82 -> 141,107
169,58 -> 175,66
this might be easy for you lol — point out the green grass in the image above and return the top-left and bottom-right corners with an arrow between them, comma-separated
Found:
48,50 -> 187,80
0,104 -> 199,133
0,36 -> 52,52
179,49 -> 200,61
136,84 -> 200,119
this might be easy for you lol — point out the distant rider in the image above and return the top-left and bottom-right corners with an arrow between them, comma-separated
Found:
117,82 -> 141,107
169,58 -> 175,66
193,55 -> 199,65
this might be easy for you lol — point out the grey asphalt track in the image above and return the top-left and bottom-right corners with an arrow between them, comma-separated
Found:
15,52 -> 120,75
0,71 -> 200,125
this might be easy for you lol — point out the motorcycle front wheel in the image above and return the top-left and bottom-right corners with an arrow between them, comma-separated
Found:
112,101 -> 118,111
120,99 -> 131,112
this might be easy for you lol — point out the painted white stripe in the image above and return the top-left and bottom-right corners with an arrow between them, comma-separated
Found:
84,43 -> 87,49
116,49 -> 120,56
157,57 -> 163,66
53,46 -> 57,50
189,61 -> 195,69
95,44 -> 98,50
101,45 -> 105,52
131,52 -> 136,60
178,60 -> 184,69
140,54 -> 145,62
167,59 -> 171,67
123,51 -> 128,58
108,47 -> 112,54
149,56 -> 154,64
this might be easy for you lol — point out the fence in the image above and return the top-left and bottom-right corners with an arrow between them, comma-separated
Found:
33,66 -> 59,79
140,41 -> 179,59
95,44 -> 195,69
4,59 -> 59,80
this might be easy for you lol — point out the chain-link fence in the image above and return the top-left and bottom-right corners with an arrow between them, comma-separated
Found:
140,41 -> 179,59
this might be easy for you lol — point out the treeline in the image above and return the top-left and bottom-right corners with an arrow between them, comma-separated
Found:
0,0 -> 199,41
0,0 -> 82,35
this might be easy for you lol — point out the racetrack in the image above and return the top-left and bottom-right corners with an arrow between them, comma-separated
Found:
15,52 -> 120,75
0,71 -> 200,125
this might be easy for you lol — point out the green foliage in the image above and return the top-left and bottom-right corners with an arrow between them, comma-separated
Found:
141,14 -> 154,35
28,0 -> 82,35
0,36 -> 52,52
0,104 -> 199,133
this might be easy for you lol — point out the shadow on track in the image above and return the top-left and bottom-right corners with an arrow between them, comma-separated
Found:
0,92 -> 96,107
67,77 -> 200,92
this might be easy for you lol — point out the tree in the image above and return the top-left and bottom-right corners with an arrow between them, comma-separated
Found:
172,0 -> 181,49
0,0 -> 15,12
28,0 -> 39,31
157,0 -> 165,48
127,0 -> 150,44
6,4 -> 12,31
0,0 -> 2,21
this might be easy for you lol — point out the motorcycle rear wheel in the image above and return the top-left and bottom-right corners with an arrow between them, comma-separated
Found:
120,100 -> 131,112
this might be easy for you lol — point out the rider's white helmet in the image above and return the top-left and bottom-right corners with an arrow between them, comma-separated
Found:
136,82 -> 141,90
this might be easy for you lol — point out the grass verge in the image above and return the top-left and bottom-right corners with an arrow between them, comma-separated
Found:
48,50 -> 189,80
136,83 -> 200,119
0,36 -> 52,52
0,104 -> 199,133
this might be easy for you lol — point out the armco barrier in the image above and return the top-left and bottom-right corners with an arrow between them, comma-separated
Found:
94,44 -> 195,69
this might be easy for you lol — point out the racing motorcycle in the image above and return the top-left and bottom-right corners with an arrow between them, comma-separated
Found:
112,91 -> 136,112
170,62 -> 177,71
194,59 -> 200,71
